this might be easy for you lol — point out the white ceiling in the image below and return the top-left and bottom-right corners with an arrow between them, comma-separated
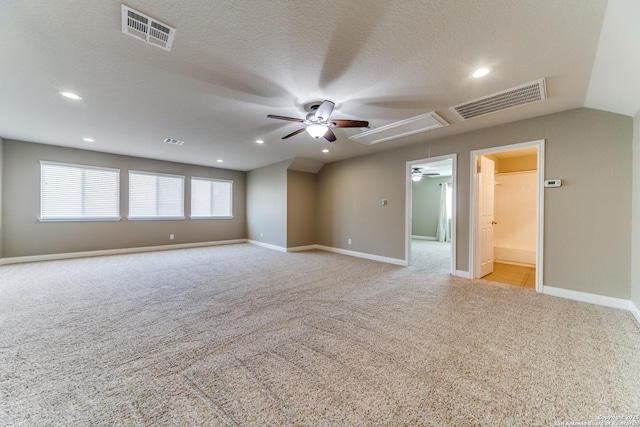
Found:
0,0 -> 637,172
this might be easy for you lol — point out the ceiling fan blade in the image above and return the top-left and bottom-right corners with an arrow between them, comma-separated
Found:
267,114 -> 304,123
315,100 -> 335,122
331,119 -> 369,128
282,128 -> 306,139
323,128 -> 337,142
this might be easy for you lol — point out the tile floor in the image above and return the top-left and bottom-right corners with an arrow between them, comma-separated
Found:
482,262 -> 536,289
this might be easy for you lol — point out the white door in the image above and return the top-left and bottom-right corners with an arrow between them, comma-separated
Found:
478,156 -> 495,277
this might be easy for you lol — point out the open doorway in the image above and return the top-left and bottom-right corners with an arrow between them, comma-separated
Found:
406,154 -> 456,273
470,140 -> 544,292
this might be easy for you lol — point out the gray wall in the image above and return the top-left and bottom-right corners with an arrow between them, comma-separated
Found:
633,110 -> 640,310
317,108 -> 632,299
0,138 -> 3,258
2,140 -> 246,257
287,170 -> 316,248
246,160 -> 288,248
317,154 -> 405,257
411,176 -> 451,238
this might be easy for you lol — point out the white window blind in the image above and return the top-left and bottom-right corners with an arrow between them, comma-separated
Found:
191,177 -> 233,218
40,161 -> 120,221
129,171 -> 184,219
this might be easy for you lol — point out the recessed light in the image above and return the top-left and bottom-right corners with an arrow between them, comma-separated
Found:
82,138 -> 95,142
59,91 -> 82,100
256,139 -> 264,144
322,149 -> 329,153
216,159 -> 224,163
472,67 -> 491,78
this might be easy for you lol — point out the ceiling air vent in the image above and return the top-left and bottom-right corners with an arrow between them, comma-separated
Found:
349,111 -> 449,146
164,138 -> 184,146
121,5 -> 176,51
451,78 -> 547,120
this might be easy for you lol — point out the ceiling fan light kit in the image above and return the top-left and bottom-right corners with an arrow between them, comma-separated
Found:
306,124 -> 328,139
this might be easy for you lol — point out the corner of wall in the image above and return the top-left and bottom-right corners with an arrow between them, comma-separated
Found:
246,161 -> 288,247
0,137 -> 3,259
631,110 -> 640,312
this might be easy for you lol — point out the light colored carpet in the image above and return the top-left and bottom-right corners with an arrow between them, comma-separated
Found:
1,243 -> 639,426
410,239 -> 451,273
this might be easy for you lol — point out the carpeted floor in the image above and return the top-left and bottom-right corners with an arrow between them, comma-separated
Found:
1,243 -> 639,426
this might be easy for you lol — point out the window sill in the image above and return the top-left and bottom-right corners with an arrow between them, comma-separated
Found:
38,217 -> 122,222
190,216 -> 234,220
127,216 -> 186,221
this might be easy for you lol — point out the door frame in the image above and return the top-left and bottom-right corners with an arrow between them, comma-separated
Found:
469,139 -> 545,292
405,153 -> 457,273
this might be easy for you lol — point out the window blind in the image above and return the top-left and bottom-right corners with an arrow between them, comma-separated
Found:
191,177 -> 233,218
40,161 -> 120,221
129,171 -> 184,219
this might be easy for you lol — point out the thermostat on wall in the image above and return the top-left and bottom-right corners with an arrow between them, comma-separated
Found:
544,179 -> 562,188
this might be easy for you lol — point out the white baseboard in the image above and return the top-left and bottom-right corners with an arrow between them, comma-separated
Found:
247,240 -> 287,252
248,241 -> 407,266
455,270 -> 471,279
542,286 -> 633,311
411,235 -> 437,241
0,239 -> 248,266
316,245 -> 408,266
287,245 -> 318,252
630,301 -> 640,325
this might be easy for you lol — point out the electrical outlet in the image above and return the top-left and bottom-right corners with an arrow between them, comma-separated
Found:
170,234 -> 174,240
260,232 -> 264,238
348,238 -> 352,245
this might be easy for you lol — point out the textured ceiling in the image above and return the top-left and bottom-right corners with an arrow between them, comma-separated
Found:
0,0 -> 632,172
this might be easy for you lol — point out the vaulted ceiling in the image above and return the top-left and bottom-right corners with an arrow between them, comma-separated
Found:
1,0 -> 638,171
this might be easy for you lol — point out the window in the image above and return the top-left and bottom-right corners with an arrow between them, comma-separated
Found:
129,171 -> 184,219
191,177 -> 233,218
445,183 -> 453,219
40,161 -> 120,221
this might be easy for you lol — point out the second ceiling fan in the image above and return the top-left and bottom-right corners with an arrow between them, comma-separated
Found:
267,100 -> 369,142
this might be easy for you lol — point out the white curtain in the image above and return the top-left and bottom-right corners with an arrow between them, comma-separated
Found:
436,183 -> 451,242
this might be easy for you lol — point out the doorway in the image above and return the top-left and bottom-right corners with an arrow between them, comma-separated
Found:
406,154 -> 456,273
470,140 -> 544,292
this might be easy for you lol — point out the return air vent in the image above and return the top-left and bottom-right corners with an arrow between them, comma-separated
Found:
164,138 -> 184,146
349,111 -> 449,146
121,5 -> 176,51
451,78 -> 547,120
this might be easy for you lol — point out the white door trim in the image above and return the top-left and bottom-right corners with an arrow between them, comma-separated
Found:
405,153 -> 457,274
469,140 -> 545,292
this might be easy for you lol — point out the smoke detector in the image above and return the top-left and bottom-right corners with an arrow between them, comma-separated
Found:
121,5 -> 176,51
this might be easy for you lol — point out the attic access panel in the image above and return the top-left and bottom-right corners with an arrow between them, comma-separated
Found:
121,5 -> 176,51
349,112 -> 449,146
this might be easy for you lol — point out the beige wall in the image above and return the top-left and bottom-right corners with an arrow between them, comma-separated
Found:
287,170 -> 316,248
496,154 -> 537,173
2,140 -> 246,258
632,110 -> 640,309
246,160 -> 288,248
317,108 -> 632,299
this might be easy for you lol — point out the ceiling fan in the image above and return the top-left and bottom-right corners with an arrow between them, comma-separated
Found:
411,168 -> 441,181
267,100 -> 369,142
